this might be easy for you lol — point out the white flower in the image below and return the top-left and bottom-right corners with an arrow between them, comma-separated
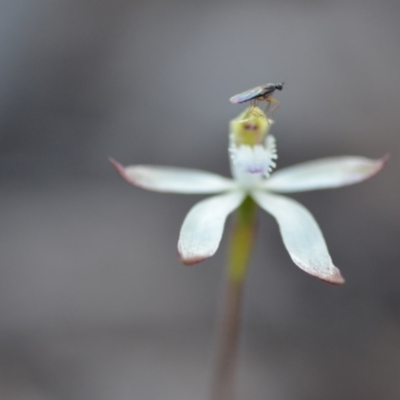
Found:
110,108 -> 387,285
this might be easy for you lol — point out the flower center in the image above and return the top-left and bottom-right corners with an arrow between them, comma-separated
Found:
229,107 -> 278,187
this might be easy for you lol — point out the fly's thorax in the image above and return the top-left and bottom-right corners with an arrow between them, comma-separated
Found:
262,83 -> 277,95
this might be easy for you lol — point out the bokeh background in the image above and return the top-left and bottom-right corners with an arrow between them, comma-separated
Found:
0,0 -> 399,399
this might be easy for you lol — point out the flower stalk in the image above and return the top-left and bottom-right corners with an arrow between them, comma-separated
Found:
211,196 -> 257,400
227,196 -> 257,283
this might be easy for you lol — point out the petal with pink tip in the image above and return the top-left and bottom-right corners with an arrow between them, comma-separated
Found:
263,156 -> 388,193
252,191 -> 344,284
110,158 -> 237,194
178,191 -> 246,265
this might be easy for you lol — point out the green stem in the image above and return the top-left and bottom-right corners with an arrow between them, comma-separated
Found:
210,196 -> 257,400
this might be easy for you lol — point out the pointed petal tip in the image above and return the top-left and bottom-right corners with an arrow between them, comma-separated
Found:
320,268 -> 345,285
109,157 -> 120,168
109,157 -> 129,180
292,256 -> 345,285
378,153 -> 390,170
308,264 -> 345,285
109,157 -> 141,187
359,154 -> 389,183
178,249 -> 210,266
370,153 -> 389,172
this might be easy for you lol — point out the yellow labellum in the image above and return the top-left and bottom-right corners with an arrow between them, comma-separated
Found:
230,106 -> 272,147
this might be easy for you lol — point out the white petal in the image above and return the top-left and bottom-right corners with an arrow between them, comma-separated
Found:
263,156 -> 388,193
252,191 -> 344,284
178,191 -> 246,265
110,158 -> 237,194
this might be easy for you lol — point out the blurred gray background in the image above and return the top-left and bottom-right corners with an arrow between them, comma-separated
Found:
0,0 -> 399,399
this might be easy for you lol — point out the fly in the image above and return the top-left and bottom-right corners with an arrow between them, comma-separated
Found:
230,82 -> 284,120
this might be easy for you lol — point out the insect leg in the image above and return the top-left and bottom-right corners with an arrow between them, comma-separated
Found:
268,97 -> 281,115
247,99 -> 257,118
264,100 -> 272,125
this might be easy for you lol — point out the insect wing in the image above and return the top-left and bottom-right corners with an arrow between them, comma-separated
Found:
229,85 -> 265,104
